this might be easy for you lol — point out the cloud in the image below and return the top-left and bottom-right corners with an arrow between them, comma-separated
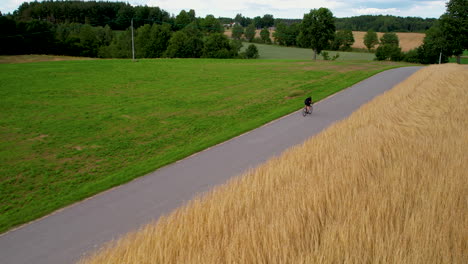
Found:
352,7 -> 401,15
0,0 -> 446,18
0,0 -> 24,14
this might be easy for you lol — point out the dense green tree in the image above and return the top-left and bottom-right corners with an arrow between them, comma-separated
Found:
231,23 -> 244,40
188,9 -> 196,21
375,32 -> 402,61
416,25 -> 450,64
260,28 -> 271,44
262,14 -> 275,28
148,7 -> 171,25
375,44 -> 402,61
148,24 -> 172,58
95,25 -> 113,47
99,28 -> 132,58
234,13 -> 251,27
380,32 -> 399,46
115,4 -> 134,30
335,15 -> 436,32
165,25 -> 203,58
199,15 -> 223,34
273,22 -> 300,46
0,16 -> 24,54
22,19 -> 55,54
439,0 -> 468,63
364,29 -> 379,51
174,10 -> 192,30
243,44 -> 259,59
79,24 -> 99,57
300,8 -> 335,60
253,16 -> 262,29
135,24 -> 152,58
331,30 -> 354,51
133,6 -> 151,28
273,22 -> 287,45
244,23 -> 256,42
230,39 -> 243,53
202,33 -> 237,58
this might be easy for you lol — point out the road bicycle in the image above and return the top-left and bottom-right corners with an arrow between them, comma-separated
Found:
302,104 -> 313,117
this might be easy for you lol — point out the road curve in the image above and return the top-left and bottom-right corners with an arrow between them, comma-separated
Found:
0,66 -> 423,264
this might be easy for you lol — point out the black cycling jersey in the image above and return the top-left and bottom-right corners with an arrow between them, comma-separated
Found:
304,97 -> 312,106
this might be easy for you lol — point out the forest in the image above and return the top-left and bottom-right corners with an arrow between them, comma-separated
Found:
1,0 -> 464,64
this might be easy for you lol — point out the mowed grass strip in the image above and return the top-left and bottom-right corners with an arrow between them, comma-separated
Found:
242,42 -> 376,60
0,59 -> 409,233
79,64 -> 467,264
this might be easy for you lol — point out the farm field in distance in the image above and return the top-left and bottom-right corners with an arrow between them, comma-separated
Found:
0,58 -> 413,233
241,42 -> 376,60
227,30 -> 425,53
81,64 -> 467,264
351,31 -> 425,52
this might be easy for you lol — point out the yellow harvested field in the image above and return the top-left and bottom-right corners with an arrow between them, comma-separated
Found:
225,29 -> 424,52
80,64 -> 468,264
352,31 -> 425,52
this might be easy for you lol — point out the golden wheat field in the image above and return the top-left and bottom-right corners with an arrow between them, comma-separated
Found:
352,31 -> 425,52
80,64 -> 468,264
225,29 -> 424,52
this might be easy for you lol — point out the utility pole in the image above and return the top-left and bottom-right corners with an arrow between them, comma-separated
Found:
439,49 -> 442,64
131,18 -> 135,61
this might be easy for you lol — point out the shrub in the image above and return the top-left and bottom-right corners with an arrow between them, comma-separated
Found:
403,49 -> 420,63
375,44 -> 403,61
243,44 -> 259,59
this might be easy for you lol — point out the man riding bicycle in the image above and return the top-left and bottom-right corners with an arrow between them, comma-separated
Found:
304,96 -> 312,113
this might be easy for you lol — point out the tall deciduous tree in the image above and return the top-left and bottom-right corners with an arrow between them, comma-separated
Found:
260,27 -> 271,44
439,0 -> 468,63
375,32 -> 402,61
417,24 -> 450,64
364,29 -> 379,51
300,8 -> 335,60
175,10 -> 192,30
199,15 -> 223,34
245,23 -> 256,42
165,24 -> 203,58
231,23 -> 244,40
262,14 -> 275,28
202,33 -> 237,58
380,32 -> 399,46
331,30 -> 354,51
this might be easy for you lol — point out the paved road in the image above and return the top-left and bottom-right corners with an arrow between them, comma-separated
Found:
0,66 -> 422,264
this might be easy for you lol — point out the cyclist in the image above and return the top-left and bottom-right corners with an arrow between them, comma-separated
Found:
304,96 -> 312,113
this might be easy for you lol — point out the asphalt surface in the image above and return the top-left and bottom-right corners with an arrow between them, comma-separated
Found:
0,66 -> 422,264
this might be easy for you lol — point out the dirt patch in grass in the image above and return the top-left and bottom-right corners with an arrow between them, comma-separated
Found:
28,134 -> 49,141
0,55 -> 94,64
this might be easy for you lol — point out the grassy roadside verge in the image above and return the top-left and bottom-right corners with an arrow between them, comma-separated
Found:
80,64 -> 467,264
0,59 -> 412,233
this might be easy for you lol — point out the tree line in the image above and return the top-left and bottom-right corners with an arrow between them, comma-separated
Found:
1,0 -> 465,63
362,0 -> 467,64
335,15 -> 436,33
0,15 -> 261,59
9,1 -> 436,33
263,0 -> 466,64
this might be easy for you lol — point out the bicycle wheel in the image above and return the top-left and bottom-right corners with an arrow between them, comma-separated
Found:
302,107 -> 307,117
309,105 -> 313,114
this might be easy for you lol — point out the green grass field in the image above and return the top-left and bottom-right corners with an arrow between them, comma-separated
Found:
242,43 -> 376,61
0,58 -> 413,233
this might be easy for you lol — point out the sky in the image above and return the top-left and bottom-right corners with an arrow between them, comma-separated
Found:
0,0 -> 447,19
